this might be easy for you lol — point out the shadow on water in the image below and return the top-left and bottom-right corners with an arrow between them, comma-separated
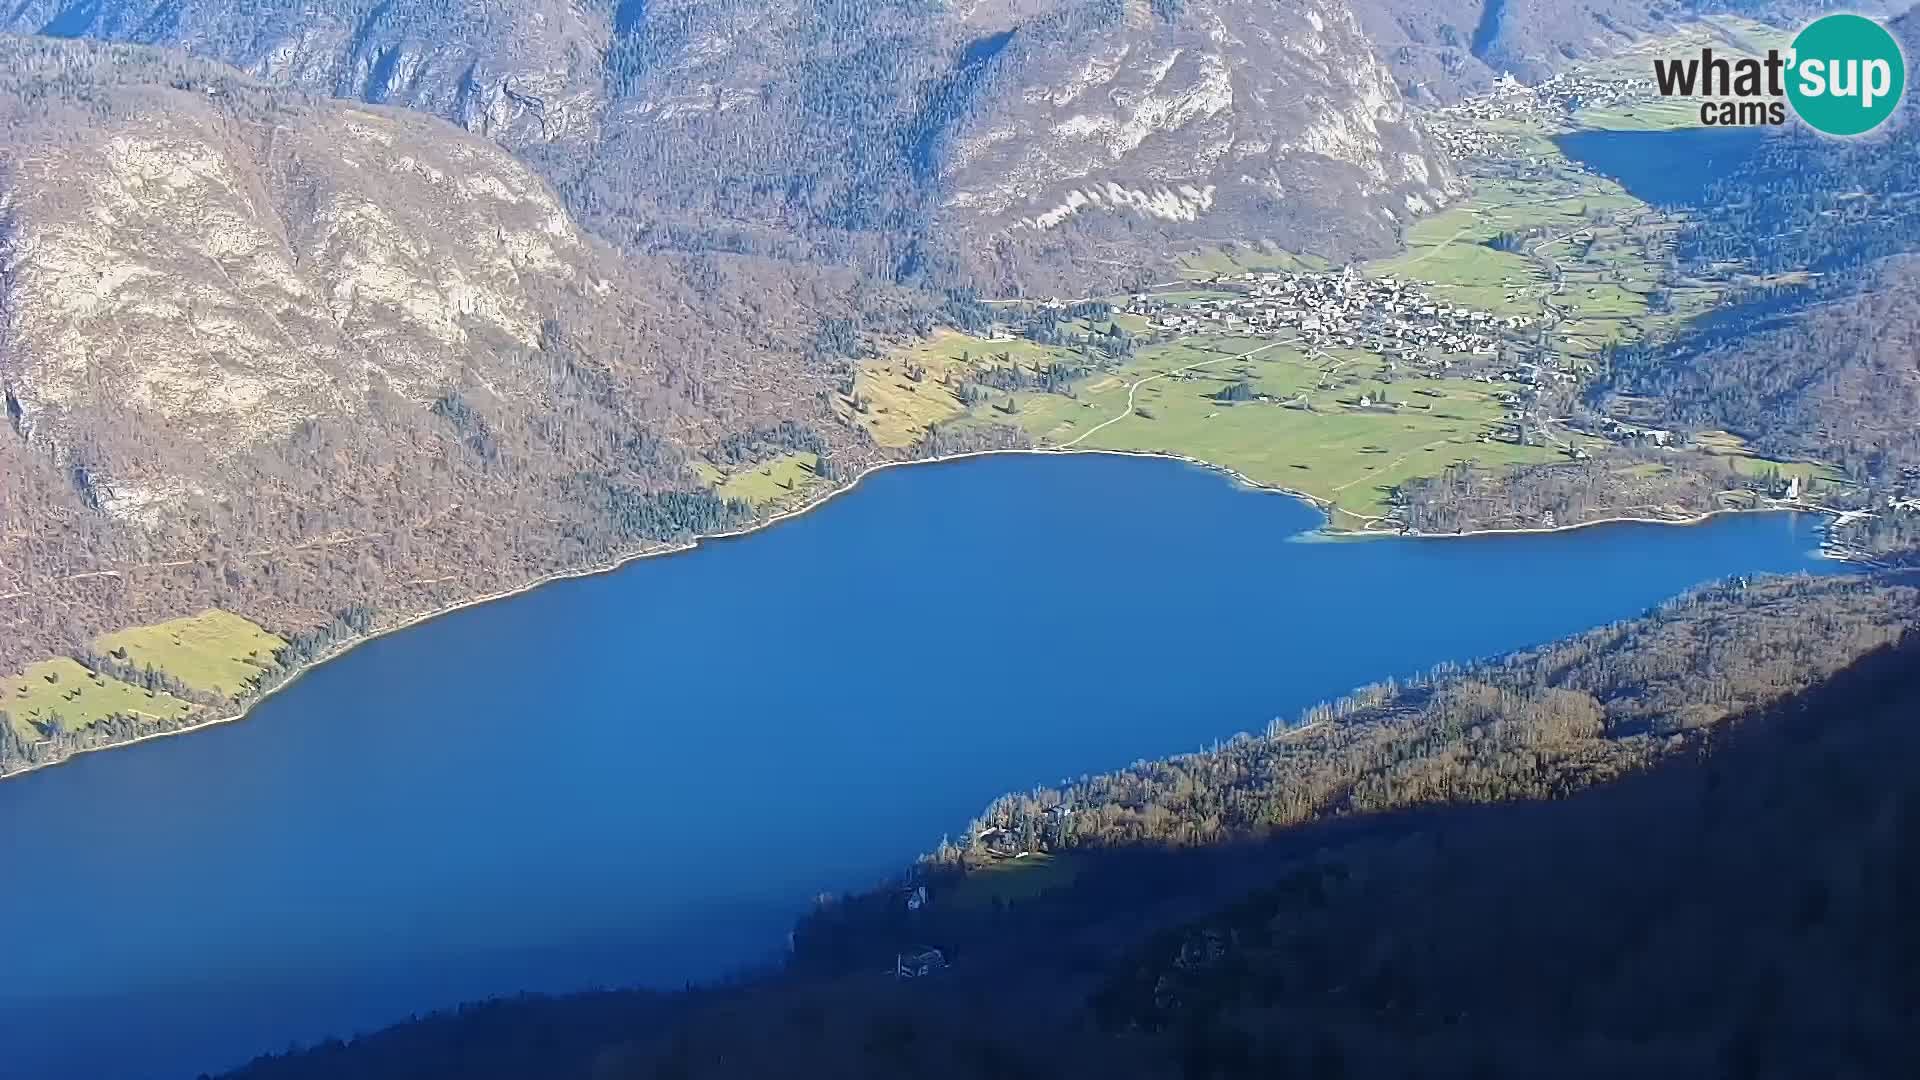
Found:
0,454 -> 1847,1080
1552,127 -> 1768,208
215,628 -> 1920,1080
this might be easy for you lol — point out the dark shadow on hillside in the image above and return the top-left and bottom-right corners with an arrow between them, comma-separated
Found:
221,611 -> 1920,1079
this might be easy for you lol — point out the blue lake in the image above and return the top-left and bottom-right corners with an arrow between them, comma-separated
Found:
1552,126 -> 1768,206
0,453 -> 1844,1078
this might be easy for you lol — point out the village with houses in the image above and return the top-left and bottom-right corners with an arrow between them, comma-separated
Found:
1122,268 -> 1519,369
1428,71 -> 1656,147
1423,70 -> 1658,159
980,257 -> 1672,468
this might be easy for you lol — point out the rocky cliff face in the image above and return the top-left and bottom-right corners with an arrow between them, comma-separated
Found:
15,0 -> 1833,275
940,0 -> 1449,281
2,46 -> 601,461
0,35 -> 846,663
11,0 -> 612,146
0,35 -> 650,514
7,0 -> 1456,286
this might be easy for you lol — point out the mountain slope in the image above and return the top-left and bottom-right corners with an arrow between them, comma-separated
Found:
12,0 -> 611,147
4,0 -> 1458,288
937,0 -> 1448,293
1598,10 -> 1920,539
4,40 -> 611,460
0,34 -> 858,670
13,0 -> 1879,287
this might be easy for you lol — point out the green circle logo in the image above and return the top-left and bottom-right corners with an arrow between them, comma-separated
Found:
1786,14 -> 1906,137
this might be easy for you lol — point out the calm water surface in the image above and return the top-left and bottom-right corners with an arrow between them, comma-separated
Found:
1553,126 -> 1768,206
0,454 -> 1842,1078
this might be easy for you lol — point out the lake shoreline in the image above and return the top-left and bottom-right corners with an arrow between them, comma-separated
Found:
1056,445 -> 1833,543
0,444 -> 1838,784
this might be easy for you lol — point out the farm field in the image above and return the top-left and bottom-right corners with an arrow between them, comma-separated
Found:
840,330 -> 998,447
95,610 -> 286,699
1362,152 -> 1669,363
844,319 -> 1158,448
1692,431 -> 1850,488
1571,96 -> 1705,131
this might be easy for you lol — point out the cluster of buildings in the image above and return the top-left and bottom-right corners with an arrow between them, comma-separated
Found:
1128,268 -> 1521,364
1444,71 -> 1655,124
1426,71 -> 1655,156
1595,417 -> 1677,447
1426,121 -> 1521,161
1532,71 -> 1656,114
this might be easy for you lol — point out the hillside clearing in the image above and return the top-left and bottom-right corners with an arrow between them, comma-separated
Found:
95,610 -> 286,699
3,658 -> 194,741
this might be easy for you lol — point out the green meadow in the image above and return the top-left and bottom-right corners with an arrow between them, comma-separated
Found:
3,658 -> 195,740
95,610 -> 285,699
948,335 -> 1572,524
713,452 -> 823,506
1363,159 -> 1667,361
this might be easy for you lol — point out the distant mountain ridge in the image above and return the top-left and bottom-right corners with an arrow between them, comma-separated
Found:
2,0 -> 1461,288
9,0 -> 1867,289
936,0 -> 1449,293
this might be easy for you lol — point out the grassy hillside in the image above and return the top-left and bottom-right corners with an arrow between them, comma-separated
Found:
96,611 -> 285,698
2,658 -> 194,742
1,607 -> 329,775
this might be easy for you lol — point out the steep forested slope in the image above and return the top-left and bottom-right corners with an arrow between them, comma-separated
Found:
1601,12 -> 1920,505
949,573 -> 1915,848
0,35 -> 867,669
1614,257 -> 1920,478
